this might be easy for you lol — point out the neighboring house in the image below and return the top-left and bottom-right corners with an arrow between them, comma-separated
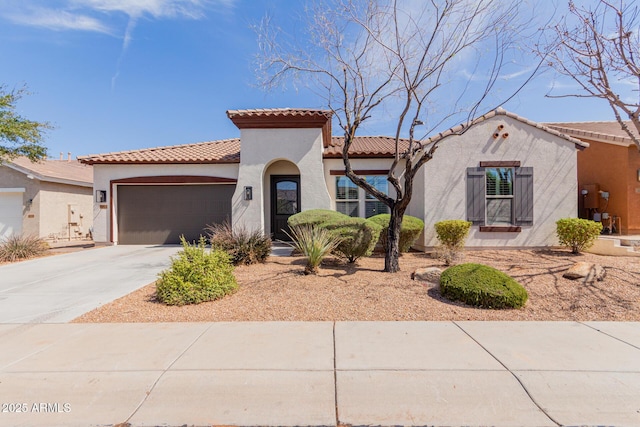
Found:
0,156 -> 93,242
79,108 -> 586,248
546,121 -> 640,235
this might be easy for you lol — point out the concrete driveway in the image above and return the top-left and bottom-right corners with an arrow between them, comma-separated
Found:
0,245 -> 181,323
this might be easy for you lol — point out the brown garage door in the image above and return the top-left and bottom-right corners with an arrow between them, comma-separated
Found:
117,184 -> 235,244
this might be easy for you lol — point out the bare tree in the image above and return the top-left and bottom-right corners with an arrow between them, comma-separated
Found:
257,0 -> 541,272
544,0 -> 640,151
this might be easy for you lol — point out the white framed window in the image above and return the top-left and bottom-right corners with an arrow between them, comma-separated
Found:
336,175 -> 390,218
485,167 -> 514,225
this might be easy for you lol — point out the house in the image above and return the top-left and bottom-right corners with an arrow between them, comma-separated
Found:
79,108 -> 587,248
0,155 -> 93,242
546,121 -> 640,235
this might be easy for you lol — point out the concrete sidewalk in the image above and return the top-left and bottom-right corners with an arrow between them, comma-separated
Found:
0,321 -> 639,427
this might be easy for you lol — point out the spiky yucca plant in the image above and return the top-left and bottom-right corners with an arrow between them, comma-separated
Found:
0,234 -> 48,262
284,225 -> 340,275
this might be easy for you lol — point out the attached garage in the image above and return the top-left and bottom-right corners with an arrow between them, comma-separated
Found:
116,183 -> 235,244
0,189 -> 25,241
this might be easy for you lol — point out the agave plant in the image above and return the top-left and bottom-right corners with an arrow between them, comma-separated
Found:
284,225 -> 340,275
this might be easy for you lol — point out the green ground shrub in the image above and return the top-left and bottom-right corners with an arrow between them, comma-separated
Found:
368,213 -> 424,252
556,218 -> 603,254
206,222 -> 271,265
287,209 -> 345,228
434,220 -> 472,265
156,237 -> 238,305
0,234 -> 48,262
322,217 -> 382,263
285,225 -> 341,274
440,263 -> 528,309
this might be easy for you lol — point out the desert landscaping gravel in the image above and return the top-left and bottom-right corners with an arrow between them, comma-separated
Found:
73,249 -> 640,322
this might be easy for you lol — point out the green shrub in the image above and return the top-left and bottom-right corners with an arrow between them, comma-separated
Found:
434,220 -> 472,265
368,213 -> 424,252
285,225 -> 340,275
288,209 -> 345,228
0,234 -> 48,262
440,263 -> 528,309
323,217 -> 382,263
156,236 -> 238,306
556,218 -> 603,254
206,222 -> 271,265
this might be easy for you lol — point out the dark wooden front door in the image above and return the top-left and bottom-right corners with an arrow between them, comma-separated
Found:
271,175 -> 300,241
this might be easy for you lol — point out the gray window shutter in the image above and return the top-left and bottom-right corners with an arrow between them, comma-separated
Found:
515,167 -> 533,225
466,167 -> 485,225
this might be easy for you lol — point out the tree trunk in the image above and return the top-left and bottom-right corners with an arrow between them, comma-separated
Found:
384,206 -> 404,273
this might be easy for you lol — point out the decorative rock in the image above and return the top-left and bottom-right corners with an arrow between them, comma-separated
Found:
412,267 -> 443,285
563,262 -> 606,282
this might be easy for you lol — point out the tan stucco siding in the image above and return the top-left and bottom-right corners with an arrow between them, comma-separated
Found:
39,182 -> 93,240
233,128 -> 331,234
418,115 -> 579,248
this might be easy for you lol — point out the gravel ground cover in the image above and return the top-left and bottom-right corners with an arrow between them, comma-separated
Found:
73,249 -> 640,322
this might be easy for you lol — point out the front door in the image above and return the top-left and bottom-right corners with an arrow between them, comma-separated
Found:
271,175 -> 300,241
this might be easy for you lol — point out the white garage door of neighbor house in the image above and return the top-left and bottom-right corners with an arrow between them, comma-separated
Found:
0,190 -> 24,241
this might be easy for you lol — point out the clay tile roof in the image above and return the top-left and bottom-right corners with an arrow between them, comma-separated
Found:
78,139 -> 241,165
5,156 -> 93,186
324,136 -> 409,158
226,108 -> 332,119
545,121 -> 637,147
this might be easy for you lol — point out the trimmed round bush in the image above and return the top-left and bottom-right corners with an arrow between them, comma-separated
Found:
556,218 -> 603,254
288,209 -> 345,228
156,237 -> 238,306
434,219 -> 472,266
323,217 -> 382,262
440,263 -> 528,309
368,213 -> 424,252
434,220 -> 472,248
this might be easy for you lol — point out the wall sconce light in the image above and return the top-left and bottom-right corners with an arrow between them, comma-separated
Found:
581,189 -> 588,196
244,186 -> 253,201
95,190 -> 107,203
637,168 -> 640,182
26,198 -> 33,209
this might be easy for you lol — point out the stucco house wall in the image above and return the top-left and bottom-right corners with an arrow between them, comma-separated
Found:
0,161 -> 93,241
92,163 -> 239,244
233,128 -> 331,235
39,182 -> 93,240
417,114 -> 580,248
0,166 -> 40,237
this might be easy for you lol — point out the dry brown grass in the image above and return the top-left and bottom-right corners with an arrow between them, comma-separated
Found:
73,249 -> 640,323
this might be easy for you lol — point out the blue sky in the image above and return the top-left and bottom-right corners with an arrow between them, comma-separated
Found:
0,0 -> 615,159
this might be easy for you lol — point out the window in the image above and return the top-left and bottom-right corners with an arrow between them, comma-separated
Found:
466,164 -> 533,231
336,175 -> 390,218
485,168 -> 514,225
336,176 -> 359,216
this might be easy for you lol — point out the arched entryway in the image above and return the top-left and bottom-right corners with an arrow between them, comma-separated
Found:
264,160 -> 300,241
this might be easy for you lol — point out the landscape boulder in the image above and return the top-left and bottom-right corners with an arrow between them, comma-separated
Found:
563,262 -> 606,282
412,267 -> 443,287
